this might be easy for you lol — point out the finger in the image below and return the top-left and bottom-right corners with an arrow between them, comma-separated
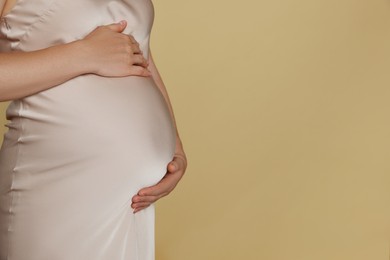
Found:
131,201 -> 151,209
130,42 -> 142,54
137,181 -> 169,197
128,35 -> 137,44
133,205 -> 148,213
131,54 -> 148,67
167,160 -> 179,173
128,66 -> 151,77
105,20 -> 127,32
132,195 -> 157,203
138,173 -> 179,197
127,35 -> 143,54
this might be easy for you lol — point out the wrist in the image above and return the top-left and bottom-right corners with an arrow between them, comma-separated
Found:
67,39 -> 96,75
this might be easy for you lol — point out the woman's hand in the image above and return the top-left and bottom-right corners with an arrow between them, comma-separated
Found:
131,151 -> 187,213
79,20 -> 151,77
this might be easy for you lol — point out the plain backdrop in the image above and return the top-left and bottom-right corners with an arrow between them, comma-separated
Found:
1,0 -> 390,259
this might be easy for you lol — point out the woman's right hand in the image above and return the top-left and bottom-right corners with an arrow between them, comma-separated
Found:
79,20 -> 151,77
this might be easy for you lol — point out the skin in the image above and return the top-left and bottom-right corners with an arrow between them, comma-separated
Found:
0,0 -> 187,214
133,51 -> 187,213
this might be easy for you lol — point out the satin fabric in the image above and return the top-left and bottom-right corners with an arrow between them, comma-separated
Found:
0,1 -> 176,259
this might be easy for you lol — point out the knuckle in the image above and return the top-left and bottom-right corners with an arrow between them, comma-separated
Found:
124,44 -> 132,54
123,54 -> 131,67
119,34 -> 128,40
129,66 -> 142,75
132,44 -> 139,52
126,37 -> 133,45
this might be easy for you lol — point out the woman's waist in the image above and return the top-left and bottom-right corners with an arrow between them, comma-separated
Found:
3,75 -> 175,156
4,74 -> 175,140
6,75 -> 167,121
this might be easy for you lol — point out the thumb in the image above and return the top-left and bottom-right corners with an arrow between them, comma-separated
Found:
105,20 -> 127,32
167,161 -> 178,173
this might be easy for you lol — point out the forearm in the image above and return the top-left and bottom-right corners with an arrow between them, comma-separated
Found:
148,50 -> 185,157
0,40 -> 90,101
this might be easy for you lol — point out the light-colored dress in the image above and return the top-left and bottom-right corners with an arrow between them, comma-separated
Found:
0,1 -> 175,259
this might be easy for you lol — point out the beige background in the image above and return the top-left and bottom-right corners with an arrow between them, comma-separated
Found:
1,0 -> 390,259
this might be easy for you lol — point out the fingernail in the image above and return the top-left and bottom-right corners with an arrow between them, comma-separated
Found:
119,20 -> 126,25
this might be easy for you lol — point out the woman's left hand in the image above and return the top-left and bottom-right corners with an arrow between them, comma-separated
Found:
131,152 -> 187,213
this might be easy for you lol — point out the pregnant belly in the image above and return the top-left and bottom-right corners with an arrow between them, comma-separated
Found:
3,74 -> 176,188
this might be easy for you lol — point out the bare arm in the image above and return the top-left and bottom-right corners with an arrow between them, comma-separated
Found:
0,0 -> 6,17
131,48 -> 187,213
0,41 -> 91,102
0,0 -> 84,101
0,20 -> 150,102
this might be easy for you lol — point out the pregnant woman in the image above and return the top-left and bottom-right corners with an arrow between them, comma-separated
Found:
0,0 -> 187,259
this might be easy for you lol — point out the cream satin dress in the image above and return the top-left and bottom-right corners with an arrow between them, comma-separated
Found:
0,1 -> 176,259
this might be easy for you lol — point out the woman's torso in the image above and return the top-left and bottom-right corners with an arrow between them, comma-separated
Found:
0,0 -> 176,186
